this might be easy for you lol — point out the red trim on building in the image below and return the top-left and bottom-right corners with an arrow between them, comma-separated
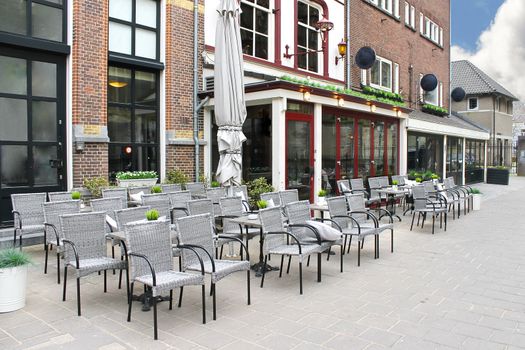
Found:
274,0 -> 281,65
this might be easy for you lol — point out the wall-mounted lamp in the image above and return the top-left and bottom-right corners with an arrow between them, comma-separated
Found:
335,39 -> 347,65
337,97 -> 345,107
367,101 -> 377,113
75,141 -> 85,153
393,107 -> 402,117
284,16 -> 333,59
303,91 -> 311,101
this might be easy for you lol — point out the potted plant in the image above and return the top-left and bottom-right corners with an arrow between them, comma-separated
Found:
317,189 -> 328,204
83,177 -> 109,199
487,166 -> 509,185
471,188 -> 482,210
415,177 -> 422,183
391,180 -> 399,191
146,209 -> 160,221
71,191 -> 81,200
116,171 -> 158,188
0,249 -> 32,313
151,185 -> 162,194
256,200 -> 268,210
246,177 -> 274,209
431,173 -> 440,184
211,180 -> 220,188
166,169 -> 189,186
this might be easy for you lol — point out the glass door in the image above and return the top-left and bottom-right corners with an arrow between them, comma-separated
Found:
0,47 -> 66,225
357,119 -> 373,178
286,113 -> 314,201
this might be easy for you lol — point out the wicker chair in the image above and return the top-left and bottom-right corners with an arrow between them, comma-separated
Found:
284,200 -> 344,272
368,177 -> 387,203
326,196 -> 377,266
206,187 -> 227,216
258,206 -> 324,294
260,191 -> 281,207
43,200 -> 81,283
446,177 -> 472,215
231,185 -> 250,210
60,212 -> 128,316
187,199 -> 214,216
128,186 -> 151,206
441,179 -> 462,219
337,179 -> 351,194
102,188 -> 128,208
48,191 -> 73,202
11,192 -> 47,248
391,175 -> 407,186
185,182 -> 206,199
279,189 -> 299,206
176,213 -> 251,320
115,206 -> 151,231
346,193 -> 395,256
141,193 -> 172,220
410,185 -> 447,234
125,219 -> 206,340
167,191 -> 191,219
160,184 -> 182,193
350,178 -> 381,206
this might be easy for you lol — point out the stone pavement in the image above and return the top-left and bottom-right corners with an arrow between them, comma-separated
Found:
2,178 -> 525,350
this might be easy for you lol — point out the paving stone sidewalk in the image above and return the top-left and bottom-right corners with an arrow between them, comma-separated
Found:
1,178 -> 525,350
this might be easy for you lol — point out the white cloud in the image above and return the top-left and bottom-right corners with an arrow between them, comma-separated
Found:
451,0 -> 525,101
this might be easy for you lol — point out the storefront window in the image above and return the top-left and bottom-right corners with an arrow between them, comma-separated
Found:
465,139 -> 485,184
388,123 -> 398,175
446,137 -> 463,185
407,132 -> 443,174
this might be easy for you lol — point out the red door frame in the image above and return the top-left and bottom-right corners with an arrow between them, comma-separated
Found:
285,111 -> 315,202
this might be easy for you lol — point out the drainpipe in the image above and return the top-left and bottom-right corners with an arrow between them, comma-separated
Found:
492,94 -> 496,165
345,0 -> 351,89
193,0 -> 200,181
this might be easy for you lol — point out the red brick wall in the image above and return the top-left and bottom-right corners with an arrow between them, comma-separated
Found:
166,145 -> 204,180
350,0 -> 450,108
73,143 -> 109,186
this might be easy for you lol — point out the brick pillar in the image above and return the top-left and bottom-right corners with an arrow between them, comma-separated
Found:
71,0 -> 109,187
165,0 -> 205,181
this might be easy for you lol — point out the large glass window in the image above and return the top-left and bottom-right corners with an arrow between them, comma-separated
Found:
240,0 -> 270,60
387,122 -> 398,175
465,139 -> 485,183
0,0 -> 65,42
109,0 -> 159,60
407,132 -> 443,174
371,56 -> 392,91
446,137 -> 463,185
297,1 -> 320,73
108,66 -> 158,177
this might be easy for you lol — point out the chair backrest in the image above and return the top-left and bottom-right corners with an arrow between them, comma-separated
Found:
43,200 -> 81,240
187,199 -> 214,216
344,193 -> 367,223
48,191 -> 73,202
91,197 -> 124,232
232,185 -> 248,200
141,193 -> 171,219
391,175 -> 406,186
60,212 -> 107,262
219,197 -> 243,216
350,178 -> 365,191
115,206 -> 151,231
258,206 -> 286,253
279,189 -> 299,206
206,187 -> 227,216
176,213 -> 215,269
422,181 -> 435,193
102,188 -> 128,208
447,177 -> 456,187
260,191 -> 281,207
160,184 -> 182,193
284,200 -> 317,243
443,178 -> 453,190
11,192 -> 47,228
125,220 -> 173,279
411,185 -> 428,210
326,196 -> 352,230
378,176 -> 390,188
167,191 -> 191,219
128,186 -> 151,196
185,182 -> 206,198
337,179 -> 351,194
368,177 -> 381,189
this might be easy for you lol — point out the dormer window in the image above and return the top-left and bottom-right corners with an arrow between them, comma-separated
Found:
240,0 -> 271,60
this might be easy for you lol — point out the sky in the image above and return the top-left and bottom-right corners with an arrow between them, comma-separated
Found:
450,0 -> 525,101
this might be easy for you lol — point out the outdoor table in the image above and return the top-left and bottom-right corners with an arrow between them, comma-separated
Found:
309,203 -> 328,219
376,188 -> 408,221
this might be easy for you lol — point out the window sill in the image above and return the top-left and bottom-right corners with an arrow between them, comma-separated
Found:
404,23 -> 417,32
108,52 -> 165,70
362,0 -> 401,22
419,33 -> 443,49
370,83 -> 393,93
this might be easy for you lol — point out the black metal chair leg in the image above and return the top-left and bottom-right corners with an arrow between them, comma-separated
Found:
317,253 -> 321,283
260,255 -> 268,288
104,270 -> 107,293
76,278 -> 81,316
299,261 -> 303,295
212,283 -> 217,321
279,255 -> 284,278
153,293 -> 158,340
410,212 -> 415,230
127,282 -> 134,322
178,287 -> 184,308
125,269 -> 130,304
326,247 -> 331,261
347,235 -> 353,253
391,230 -> 394,253
112,246 -> 116,275
219,245 -> 224,259
57,253 -> 61,284
307,255 -> 311,267
118,269 -> 123,290
246,270 -> 251,305
44,244 -> 49,274
62,265 -> 68,301
358,240 -> 361,266
169,290 -> 173,310
340,245 -> 344,273
432,214 -> 435,235
201,285 -> 206,324
286,255 -> 292,274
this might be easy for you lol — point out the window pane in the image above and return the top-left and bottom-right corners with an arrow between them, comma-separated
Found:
32,3 -> 62,42
257,0 -> 269,8
32,61 -> 56,98
255,9 -> 268,34
135,71 -> 156,106
308,29 -> 318,50
0,98 -> 27,141
309,6 -> 319,27
33,145 -> 58,186
109,0 -> 132,22
135,109 -> 157,143
135,146 -> 158,171
371,60 -> 380,85
135,28 -> 157,59
254,34 -> 268,59
381,61 -> 391,88
308,51 -> 318,72
109,145 -> 133,175
298,2 -> 308,24
322,115 -> 336,195
109,22 -> 132,55
108,106 -> 132,142
136,0 -> 157,28
241,29 -> 254,55
297,47 -> 307,69
32,101 -> 56,141
108,66 -> 131,103
240,3 -> 253,30
0,55 -> 27,95
0,0 -> 27,35
1,145 -> 28,187
298,26 -> 306,47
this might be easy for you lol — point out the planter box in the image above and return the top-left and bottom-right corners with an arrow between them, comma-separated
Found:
117,178 -> 158,188
472,194 -> 482,211
0,265 -> 28,313
486,168 -> 509,185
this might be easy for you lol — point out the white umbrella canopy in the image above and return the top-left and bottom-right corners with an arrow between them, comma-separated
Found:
214,0 -> 247,188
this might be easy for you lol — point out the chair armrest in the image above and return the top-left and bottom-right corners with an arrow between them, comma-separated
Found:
330,215 -> 362,235
349,210 -> 379,227
171,207 -> 189,219
266,231 -> 303,254
61,239 -> 80,269
288,223 -> 322,244
314,217 -> 343,232
179,244 -> 216,272
12,211 -> 22,229
241,200 -> 251,212
128,252 -> 157,286
216,235 -> 250,261
374,208 -> 394,223
177,245 -> 206,275
44,223 -> 61,245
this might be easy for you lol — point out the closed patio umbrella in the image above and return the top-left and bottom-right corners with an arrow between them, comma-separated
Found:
214,0 -> 247,189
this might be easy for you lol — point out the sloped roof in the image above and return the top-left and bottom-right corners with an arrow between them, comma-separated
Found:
451,60 -> 518,101
409,110 -> 489,133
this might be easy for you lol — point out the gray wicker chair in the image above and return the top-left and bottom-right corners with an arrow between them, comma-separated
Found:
141,193 -> 171,220
167,191 -> 191,219
102,188 -> 128,208
48,191 -> 73,202
231,185 -> 250,210
43,200 -> 81,283
279,189 -> 299,206
284,200 -> 344,272
60,212 -> 128,316
187,199 -> 214,216
128,186 -> 151,206
160,184 -> 182,193
176,213 -> 251,320
441,179 -> 461,219
258,206 -> 324,294
391,175 -> 407,186
410,185 -> 447,234
326,196 -> 377,266
368,177 -> 387,203
446,177 -> 471,215
350,178 -> 381,206
115,206 -> 151,231
337,179 -> 351,194
260,191 -> 281,207
125,219 -> 206,340
206,187 -> 227,216
185,182 -> 206,199
11,192 -> 47,248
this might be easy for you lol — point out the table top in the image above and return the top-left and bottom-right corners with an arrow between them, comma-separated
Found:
376,187 -> 410,195
228,215 -> 262,228
309,203 -> 328,211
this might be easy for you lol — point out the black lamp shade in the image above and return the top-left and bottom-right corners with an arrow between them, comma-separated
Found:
451,87 -> 466,102
421,74 -> 438,91
355,47 -> 376,69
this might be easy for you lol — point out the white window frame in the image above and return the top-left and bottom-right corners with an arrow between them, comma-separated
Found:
297,0 -> 322,73
393,63 -> 399,93
421,15 -> 443,46
369,0 -> 395,15
370,56 -> 393,92
240,0 -> 274,61
404,2 -> 415,28
468,97 -> 479,111
424,84 -> 439,106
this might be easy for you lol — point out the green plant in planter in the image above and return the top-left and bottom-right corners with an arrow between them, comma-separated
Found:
392,180 -> 398,186
151,185 -> 162,194
146,209 -> 160,221
256,200 -> 268,209
422,170 -> 434,181
166,169 -> 189,185
415,177 -> 422,183
470,188 -> 482,194
246,177 -> 274,208
408,169 -> 420,180
0,249 -> 32,269
318,189 -> 327,197
431,174 -> 440,180
71,191 -> 81,200
83,177 -> 109,198
116,171 -> 157,180
211,180 -> 220,188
